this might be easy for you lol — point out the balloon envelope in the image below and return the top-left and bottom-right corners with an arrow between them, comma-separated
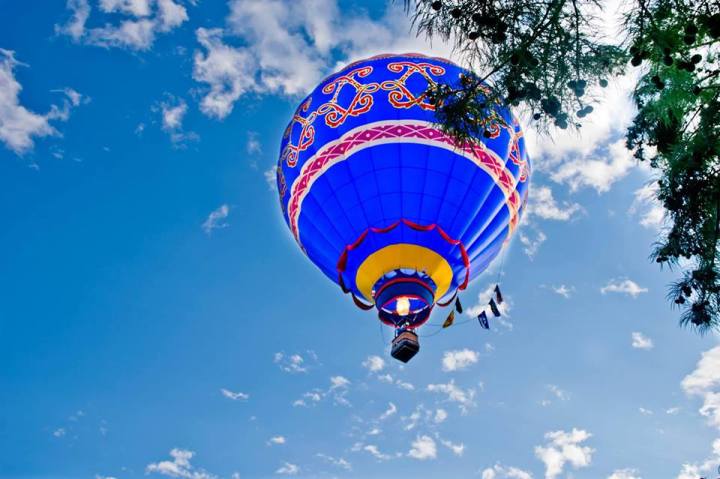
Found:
277,53 -> 531,328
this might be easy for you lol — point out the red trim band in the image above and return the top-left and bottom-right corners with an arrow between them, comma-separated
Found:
336,219 -> 471,308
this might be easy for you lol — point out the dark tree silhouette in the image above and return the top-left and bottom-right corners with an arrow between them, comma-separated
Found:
405,0 -> 720,331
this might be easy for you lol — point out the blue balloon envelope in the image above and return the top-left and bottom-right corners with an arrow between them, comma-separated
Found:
276,53 -> 531,331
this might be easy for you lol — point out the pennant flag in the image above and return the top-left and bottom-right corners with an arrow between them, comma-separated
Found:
477,311 -> 489,329
489,297 -> 501,317
455,297 -> 463,314
442,310 -> 455,328
494,284 -> 504,304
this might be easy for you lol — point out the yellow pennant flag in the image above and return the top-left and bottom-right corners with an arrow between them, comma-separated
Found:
442,310 -> 455,328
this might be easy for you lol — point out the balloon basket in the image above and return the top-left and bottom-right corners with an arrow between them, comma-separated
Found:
391,330 -> 420,363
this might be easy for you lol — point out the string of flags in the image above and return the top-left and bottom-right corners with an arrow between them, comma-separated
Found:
442,284 -> 504,330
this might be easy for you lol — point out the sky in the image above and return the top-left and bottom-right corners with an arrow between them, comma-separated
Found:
2,1 -> 720,479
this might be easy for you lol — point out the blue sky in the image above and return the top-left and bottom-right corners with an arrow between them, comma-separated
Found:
2,1 -> 720,479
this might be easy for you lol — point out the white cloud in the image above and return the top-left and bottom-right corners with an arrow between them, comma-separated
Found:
55,0 -> 91,40
156,0 -> 189,32
274,352 -> 308,373
631,332 -> 654,350
526,186 -> 582,221
330,376 -> 350,389
267,436 -> 286,445
191,0 -> 452,120
439,437 -> 465,456
666,407 -> 680,415
638,407 -> 653,416
524,70 -> 638,194
161,99 -> 186,130
363,355 -> 385,372
426,380 -> 476,413
377,373 -> 393,384
201,204 -> 230,235
57,0 -> 188,50
293,375 -> 350,408
677,438 -> 720,479
99,0 -> 152,16
402,406 -> 424,431
629,183 -> 666,230
534,428 -> 594,479
601,279 -> 648,298
551,285 -> 574,299
146,448 -> 216,479
157,97 -> 198,146
275,462 -> 299,475
547,385 -> 569,401
357,444 -> 393,461
434,409 -> 448,424
519,230 -> 547,260
316,453 -> 351,471
0,50 -> 83,155
442,349 -> 480,372
264,166 -> 278,191
220,388 -> 248,401
192,28 -> 258,119
550,139 -> 636,193
246,131 -> 262,155
682,346 -> 720,430
378,402 -> 397,421
608,469 -> 642,479
396,379 -> 415,391
53,428 -> 66,437
408,435 -> 437,460
481,464 -> 533,479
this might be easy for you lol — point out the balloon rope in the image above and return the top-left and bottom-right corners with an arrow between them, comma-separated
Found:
495,241 -> 509,287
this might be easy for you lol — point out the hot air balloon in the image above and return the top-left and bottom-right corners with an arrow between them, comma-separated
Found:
276,53 -> 531,362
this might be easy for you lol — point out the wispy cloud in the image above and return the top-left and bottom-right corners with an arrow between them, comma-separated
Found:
0,50 -> 83,155
56,0 -> 188,51
353,442 -> 395,461
201,204 -> 230,235
629,183 -> 666,230
157,96 -> 198,147
547,384 -> 570,401
293,375 -> 350,408
275,462 -> 299,475
426,380 -> 477,414
438,436 -> 465,456
274,352 -> 309,373
316,453 -> 351,471
631,332 -> 654,350
378,402 -> 397,421
551,285 -> 574,299
220,388 -> 249,401
519,229 -> 547,260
